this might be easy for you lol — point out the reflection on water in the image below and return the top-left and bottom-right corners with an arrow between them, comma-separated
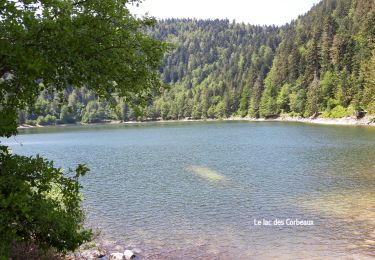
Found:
2,121 -> 375,259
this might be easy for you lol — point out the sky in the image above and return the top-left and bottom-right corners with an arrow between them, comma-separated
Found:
128,0 -> 322,26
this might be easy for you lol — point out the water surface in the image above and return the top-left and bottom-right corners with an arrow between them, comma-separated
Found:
3,121 -> 375,259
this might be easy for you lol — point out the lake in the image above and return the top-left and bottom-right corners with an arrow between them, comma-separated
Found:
2,121 -> 375,259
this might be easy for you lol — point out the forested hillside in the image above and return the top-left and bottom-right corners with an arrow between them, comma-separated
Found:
20,0 -> 375,125
258,0 -> 375,118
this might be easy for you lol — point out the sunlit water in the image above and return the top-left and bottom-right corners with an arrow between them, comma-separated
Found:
2,121 -> 375,259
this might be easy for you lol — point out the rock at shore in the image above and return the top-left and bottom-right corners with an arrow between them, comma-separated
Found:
124,249 -> 135,260
108,250 -> 136,260
109,252 -> 124,260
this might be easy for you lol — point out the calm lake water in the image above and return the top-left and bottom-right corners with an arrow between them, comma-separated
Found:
2,121 -> 375,259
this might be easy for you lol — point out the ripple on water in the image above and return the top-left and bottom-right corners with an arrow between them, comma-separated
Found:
4,121 -> 375,259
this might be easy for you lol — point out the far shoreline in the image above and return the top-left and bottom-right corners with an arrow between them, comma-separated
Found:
17,115 -> 375,129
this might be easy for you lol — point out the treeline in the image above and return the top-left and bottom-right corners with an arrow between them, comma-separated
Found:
18,87 -> 144,125
20,0 -> 375,125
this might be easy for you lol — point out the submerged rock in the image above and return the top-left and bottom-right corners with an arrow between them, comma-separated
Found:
132,248 -> 142,254
124,249 -> 135,260
78,248 -> 106,259
114,245 -> 125,252
365,239 -> 375,245
109,252 -> 124,260
97,248 -> 106,258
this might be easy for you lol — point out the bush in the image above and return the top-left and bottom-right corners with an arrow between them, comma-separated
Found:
320,105 -> 353,118
81,112 -> 99,123
36,116 -> 46,125
329,105 -> 351,118
36,115 -> 57,126
45,115 -> 57,125
25,120 -> 37,126
367,101 -> 375,115
288,111 -> 302,117
60,106 -> 76,124
326,98 -> 339,111
0,146 -> 92,258
320,110 -> 331,118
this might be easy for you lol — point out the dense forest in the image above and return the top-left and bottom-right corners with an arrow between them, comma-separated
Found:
19,0 -> 375,125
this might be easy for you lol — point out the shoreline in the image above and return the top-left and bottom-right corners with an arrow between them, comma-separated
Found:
17,115 -> 375,129
245,115 -> 375,126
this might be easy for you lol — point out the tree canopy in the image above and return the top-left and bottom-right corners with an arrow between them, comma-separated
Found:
0,0 -> 167,137
0,0 -> 167,258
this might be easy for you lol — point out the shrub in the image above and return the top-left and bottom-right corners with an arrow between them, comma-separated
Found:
326,98 -> 339,111
60,106 -> 76,124
288,111 -> 302,117
320,110 -> 331,118
44,115 -> 57,125
25,120 -> 37,126
0,146 -> 92,258
36,116 -> 46,125
37,115 -> 57,126
367,101 -> 375,115
329,105 -> 351,118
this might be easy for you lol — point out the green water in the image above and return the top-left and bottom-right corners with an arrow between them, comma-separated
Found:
3,121 -> 375,259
